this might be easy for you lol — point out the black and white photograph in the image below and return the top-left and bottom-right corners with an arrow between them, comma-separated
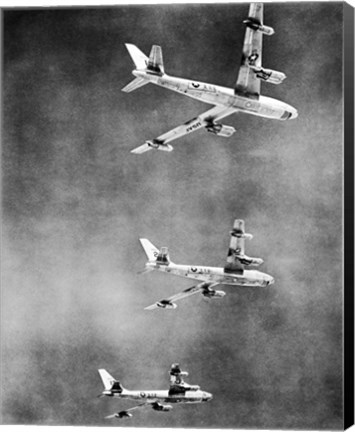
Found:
2,1 -> 353,429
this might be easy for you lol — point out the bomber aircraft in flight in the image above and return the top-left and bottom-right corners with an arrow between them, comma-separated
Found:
123,2 -> 298,154
98,364 -> 212,419
139,219 -> 274,310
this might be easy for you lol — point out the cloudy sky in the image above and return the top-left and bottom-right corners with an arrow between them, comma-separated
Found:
3,2 -> 343,429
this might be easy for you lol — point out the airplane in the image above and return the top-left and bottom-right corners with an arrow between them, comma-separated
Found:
140,219 -> 274,310
98,364 -> 212,419
122,2 -> 298,154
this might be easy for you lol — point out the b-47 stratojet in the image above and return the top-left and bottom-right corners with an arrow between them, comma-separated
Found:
98,364 -> 212,419
123,2 -> 298,154
140,219 -> 274,310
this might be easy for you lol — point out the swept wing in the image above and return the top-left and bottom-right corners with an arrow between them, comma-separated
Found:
224,219 -> 249,273
144,281 -> 219,310
131,105 -> 237,154
235,2 -> 264,98
105,403 -> 153,419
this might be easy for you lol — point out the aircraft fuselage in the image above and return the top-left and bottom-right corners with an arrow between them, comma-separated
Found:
133,70 -> 298,121
111,389 -> 212,403
146,262 -> 274,287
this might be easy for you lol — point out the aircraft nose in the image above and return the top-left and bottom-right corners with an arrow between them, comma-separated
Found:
203,392 -> 213,401
291,108 -> 298,119
268,277 -> 275,285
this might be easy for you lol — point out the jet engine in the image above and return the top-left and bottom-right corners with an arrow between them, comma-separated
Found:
242,256 -> 264,266
230,230 -> 253,240
146,140 -> 173,152
171,364 -> 188,377
116,411 -> 133,419
206,123 -> 236,137
152,402 -> 173,412
202,289 -> 226,299
185,384 -> 200,391
251,67 -> 286,85
157,300 -> 177,309
243,18 -> 274,36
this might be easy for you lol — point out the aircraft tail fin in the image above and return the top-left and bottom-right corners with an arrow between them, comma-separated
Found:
147,45 -> 164,75
122,77 -> 149,93
98,369 -> 124,393
139,239 -> 172,266
124,43 -> 164,75
139,238 -> 160,262
125,43 -> 148,70
98,369 -> 116,390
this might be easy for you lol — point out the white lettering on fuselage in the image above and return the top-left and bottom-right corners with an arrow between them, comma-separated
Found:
186,121 -> 202,132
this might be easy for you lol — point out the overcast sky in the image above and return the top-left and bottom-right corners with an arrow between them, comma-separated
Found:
3,2 -> 343,429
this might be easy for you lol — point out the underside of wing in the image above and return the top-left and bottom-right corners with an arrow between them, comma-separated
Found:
145,285 -> 204,310
225,219 -> 248,274
105,403 -> 151,419
132,105 -> 237,154
131,142 -> 154,154
235,3 -> 264,99
156,105 -> 237,145
144,282 -> 220,310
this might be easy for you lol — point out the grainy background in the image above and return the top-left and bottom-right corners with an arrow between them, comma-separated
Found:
2,2 -> 343,429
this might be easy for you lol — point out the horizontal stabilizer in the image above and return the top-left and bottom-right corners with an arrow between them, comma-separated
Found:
122,77 -> 149,93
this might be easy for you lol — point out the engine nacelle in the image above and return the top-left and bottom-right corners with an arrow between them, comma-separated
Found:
206,123 -> 236,138
153,403 -> 173,412
230,230 -> 253,240
116,411 -> 133,419
186,384 -> 200,391
237,255 -> 264,267
146,140 -> 174,152
203,289 -> 226,299
157,300 -> 177,309
246,257 -> 264,266
251,67 -> 286,85
170,363 -> 189,377
243,18 -> 275,36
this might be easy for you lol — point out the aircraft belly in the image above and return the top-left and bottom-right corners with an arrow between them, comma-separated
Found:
164,396 -> 202,404
232,96 -> 283,120
222,274 -> 264,286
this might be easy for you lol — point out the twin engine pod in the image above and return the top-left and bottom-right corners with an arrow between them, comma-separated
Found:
230,230 -> 253,240
250,66 -> 286,85
146,140 -> 174,152
157,300 -> 177,309
115,411 -> 133,419
202,289 -> 226,299
243,17 -> 275,36
206,123 -> 236,137
152,402 -> 173,412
